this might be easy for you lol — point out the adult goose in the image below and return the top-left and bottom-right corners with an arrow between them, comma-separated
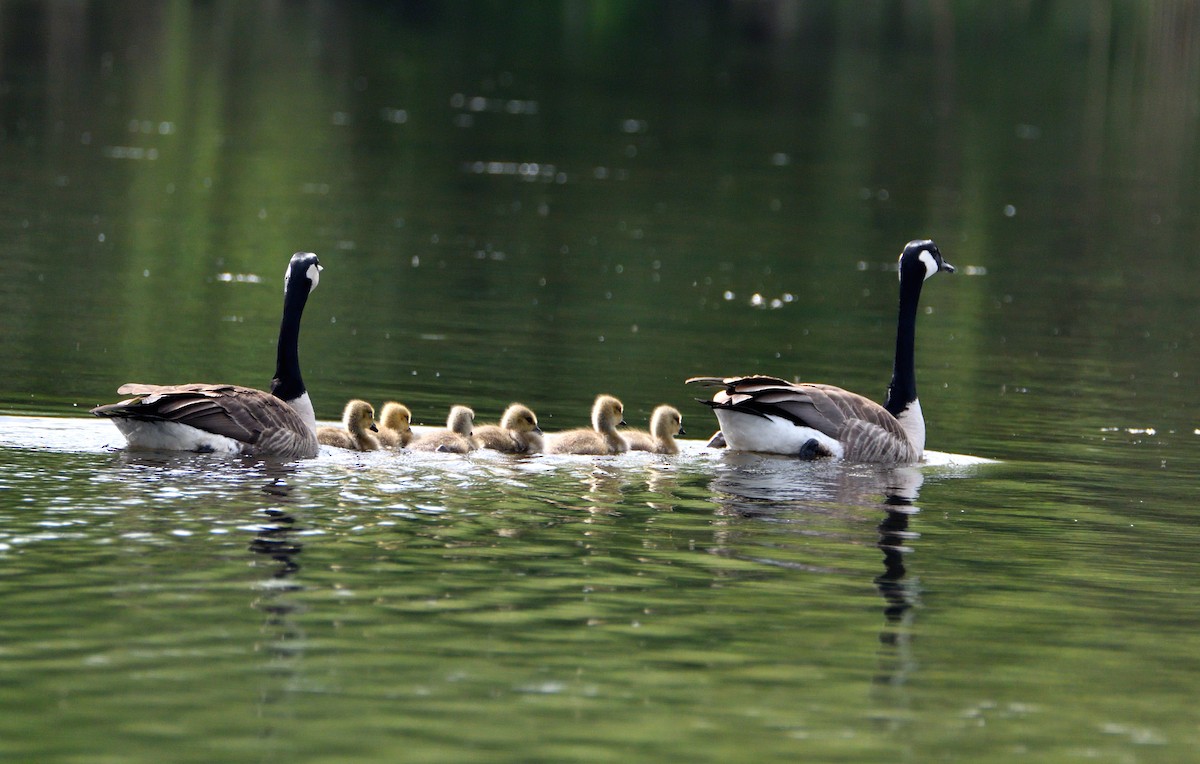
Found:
91,252 -> 323,459
317,399 -> 380,451
545,395 -> 628,455
625,405 -> 685,455
473,403 -> 544,454
688,239 -> 953,463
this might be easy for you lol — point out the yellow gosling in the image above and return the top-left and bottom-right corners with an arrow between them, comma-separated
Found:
474,403 -> 543,454
546,394 -> 627,455
377,401 -> 414,448
410,405 -> 478,454
317,399 -> 380,451
625,405 -> 685,455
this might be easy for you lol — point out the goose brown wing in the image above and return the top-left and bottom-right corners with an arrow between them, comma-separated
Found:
692,378 -> 836,431
838,418 -> 918,462
93,383 -> 317,457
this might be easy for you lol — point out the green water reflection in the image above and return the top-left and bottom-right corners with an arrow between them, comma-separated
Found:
1,2 -> 1199,762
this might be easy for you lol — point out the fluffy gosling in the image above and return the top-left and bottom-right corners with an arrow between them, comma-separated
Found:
474,403 -> 544,454
377,401 -> 414,448
410,405 -> 478,453
546,394 -> 628,455
317,399 -> 380,451
625,405 -> 685,455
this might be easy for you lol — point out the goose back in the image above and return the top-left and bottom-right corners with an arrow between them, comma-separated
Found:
92,383 -> 319,459
693,376 -> 920,463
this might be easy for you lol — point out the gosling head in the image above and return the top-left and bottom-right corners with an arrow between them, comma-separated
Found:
650,405 -> 684,438
379,402 -> 412,433
343,399 -> 378,433
500,403 -> 542,434
591,394 -> 626,431
447,405 -> 476,436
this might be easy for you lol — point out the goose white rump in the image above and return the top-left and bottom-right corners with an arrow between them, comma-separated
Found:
110,419 -> 245,455
712,409 -> 845,459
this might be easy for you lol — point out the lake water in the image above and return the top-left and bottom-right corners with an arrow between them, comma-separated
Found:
2,3 -> 1199,762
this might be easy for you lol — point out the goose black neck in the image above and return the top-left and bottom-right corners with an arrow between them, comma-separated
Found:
270,280 -> 309,402
884,273 -> 923,417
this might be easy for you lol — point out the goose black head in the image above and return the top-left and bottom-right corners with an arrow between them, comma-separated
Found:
284,251 -> 322,295
898,239 -> 954,282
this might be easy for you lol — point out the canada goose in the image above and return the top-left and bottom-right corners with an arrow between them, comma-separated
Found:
688,239 -> 954,463
545,394 -> 628,455
376,401 -> 414,448
317,399 -> 380,451
625,405 -> 685,455
474,403 -> 544,454
410,405 -> 478,453
91,252 -> 323,459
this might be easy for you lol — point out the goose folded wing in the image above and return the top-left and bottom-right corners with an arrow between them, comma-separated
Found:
747,385 -> 847,438
838,418 -> 916,462
804,385 -> 916,461
252,424 -> 321,457
726,383 -> 914,452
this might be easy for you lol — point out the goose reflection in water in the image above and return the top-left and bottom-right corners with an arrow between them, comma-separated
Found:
246,472 -> 309,734
706,453 -> 925,690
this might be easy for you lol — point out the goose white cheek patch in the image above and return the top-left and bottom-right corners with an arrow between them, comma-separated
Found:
283,260 -> 322,294
919,250 -> 939,280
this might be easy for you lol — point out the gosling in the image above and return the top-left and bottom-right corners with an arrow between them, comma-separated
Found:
317,399 -> 380,451
546,394 -> 628,455
473,403 -> 544,454
376,401 -> 414,448
410,405 -> 478,453
624,405 -> 685,455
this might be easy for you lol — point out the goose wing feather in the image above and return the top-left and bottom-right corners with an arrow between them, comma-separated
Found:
93,383 -> 318,458
687,375 -> 791,392
838,418 -> 917,463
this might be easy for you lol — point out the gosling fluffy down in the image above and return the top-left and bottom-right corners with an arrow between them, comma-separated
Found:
546,394 -> 628,455
474,403 -> 544,454
377,401 -> 414,449
624,405 -> 685,455
410,405 -> 478,454
317,399 -> 380,451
